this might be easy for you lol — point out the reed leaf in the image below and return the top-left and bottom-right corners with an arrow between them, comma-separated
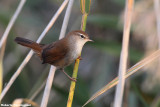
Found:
82,49 -> 160,107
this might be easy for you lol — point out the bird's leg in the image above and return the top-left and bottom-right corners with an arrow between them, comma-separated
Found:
60,68 -> 77,82
77,56 -> 82,60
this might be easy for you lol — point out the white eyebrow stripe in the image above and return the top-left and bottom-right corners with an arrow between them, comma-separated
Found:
78,32 -> 83,35
77,32 -> 86,38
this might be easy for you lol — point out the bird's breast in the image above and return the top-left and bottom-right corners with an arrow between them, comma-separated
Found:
62,45 -> 81,67
57,41 -> 84,68
69,44 -> 82,60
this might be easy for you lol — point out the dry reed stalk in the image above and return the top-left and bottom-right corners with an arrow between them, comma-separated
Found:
114,0 -> 134,106
154,0 -> 160,48
0,0 -> 68,101
40,0 -> 73,106
83,49 -> 160,107
0,41 -> 6,101
59,0 -> 74,39
0,0 -> 26,49
40,66 -> 56,107
0,0 -> 26,102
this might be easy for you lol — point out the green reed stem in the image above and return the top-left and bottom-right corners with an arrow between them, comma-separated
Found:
67,12 -> 89,107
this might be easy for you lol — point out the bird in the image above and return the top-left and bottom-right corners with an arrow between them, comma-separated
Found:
14,30 -> 93,81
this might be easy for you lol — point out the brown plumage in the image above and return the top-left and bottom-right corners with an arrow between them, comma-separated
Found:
15,30 -> 92,81
15,30 -> 92,68
15,37 -> 70,68
41,39 -> 69,67
15,37 -> 44,57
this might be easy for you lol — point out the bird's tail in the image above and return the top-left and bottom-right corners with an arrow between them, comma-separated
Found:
15,37 -> 43,57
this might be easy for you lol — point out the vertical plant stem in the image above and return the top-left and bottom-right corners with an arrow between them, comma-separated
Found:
0,0 -> 68,101
0,0 -> 26,49
40,66 -> 56,107
67,59 -> 80,107
81,13 -> 88,31
40,0 -> 73,106
66,0 -> 91,105
67,12 -> 88,107
154,0 -> 160,48
114,0 -> 134,107
0,58 -> 2,99
59,0 -> 74,39
0,43 -> 6,100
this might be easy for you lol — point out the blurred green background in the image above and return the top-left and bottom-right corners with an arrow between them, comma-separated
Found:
1,0 -> 160,107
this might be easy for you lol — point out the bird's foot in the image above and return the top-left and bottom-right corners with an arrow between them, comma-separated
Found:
69,77 -> 77,82
77,56 -> 82,60
60,69 -> 77,82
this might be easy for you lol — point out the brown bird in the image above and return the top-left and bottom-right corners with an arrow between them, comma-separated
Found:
15,30 -> 93,81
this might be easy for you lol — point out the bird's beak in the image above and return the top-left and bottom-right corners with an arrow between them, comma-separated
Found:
87,39 -> 94,42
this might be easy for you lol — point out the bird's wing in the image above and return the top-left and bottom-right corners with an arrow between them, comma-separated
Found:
41,40 -> 68,64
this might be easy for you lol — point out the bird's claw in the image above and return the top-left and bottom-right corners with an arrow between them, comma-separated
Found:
70,77 -> 77,82
77,56 -> 82,60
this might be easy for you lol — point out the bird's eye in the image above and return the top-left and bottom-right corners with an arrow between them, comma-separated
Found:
80,34 -> 85,39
